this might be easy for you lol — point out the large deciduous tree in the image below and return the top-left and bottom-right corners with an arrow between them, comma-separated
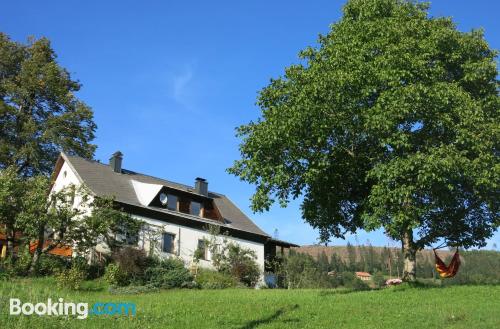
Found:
229,0 -> 499,281
0,33 -> 96,177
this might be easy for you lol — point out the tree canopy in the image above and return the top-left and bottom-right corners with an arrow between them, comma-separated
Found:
0,33 -> 96,177
229,0 -> 499,280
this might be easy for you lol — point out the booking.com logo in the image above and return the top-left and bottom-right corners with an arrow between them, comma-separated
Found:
9,298 -> 136,319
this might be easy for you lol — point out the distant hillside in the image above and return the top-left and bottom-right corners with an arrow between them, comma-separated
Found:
293,245 -> 453,263
292,245 -> 500,284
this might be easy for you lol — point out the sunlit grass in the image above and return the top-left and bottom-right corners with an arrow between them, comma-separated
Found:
0,278 -> 499,329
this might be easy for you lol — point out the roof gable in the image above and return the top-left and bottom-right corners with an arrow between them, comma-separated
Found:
131,180 -> 163,206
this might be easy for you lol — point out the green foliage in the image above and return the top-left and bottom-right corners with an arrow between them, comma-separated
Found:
223,244 -> 260,287
317,251 -> 330,272
0,33 -> 96,177
372,271 -> 386,288
3,245 -> 33,276
330,253 -> 346,273
56,266 -> 86,290
0,266 -> 7,281
104,250 -> 193,289
193,247 -> 206,262
110,247 -> 153,284
103,263 -> 129,287
0,167 -> 24,251
228,0 -> 499,278
87,262 -> 106,280
441,250 -> 500,285
340,272 -> 370,291
34,254 -> 70,276
346,242 -> 357,271
195,269 -> 239,289
0,169 -> 142,273
80,196 -> 143,253
279,251 -> 337,289
203,225 -> 262,287
143,258 -> 193,289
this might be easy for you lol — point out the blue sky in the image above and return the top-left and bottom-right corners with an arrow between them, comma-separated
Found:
2,0 -> 498,248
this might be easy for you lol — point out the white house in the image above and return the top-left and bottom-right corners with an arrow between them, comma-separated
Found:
50,151 -> 297,272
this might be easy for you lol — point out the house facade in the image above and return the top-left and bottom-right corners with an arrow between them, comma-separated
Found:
50,151 -> 296,271
355,272 -> 372,281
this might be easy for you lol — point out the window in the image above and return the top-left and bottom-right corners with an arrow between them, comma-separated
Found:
162,233 -> 175,253
190,201 -> 201,216
124,231 -> 138,245
114,225 -> 138,246
197,239 -> 207,260
166,194 -> 178,211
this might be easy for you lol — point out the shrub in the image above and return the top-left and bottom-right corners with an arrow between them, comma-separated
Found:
103,263 -> 129,286
144,258 -> 193,289
0,264 -> 7,281
281,252 -> 334,289
56,266 -> 86,290
71,256 -> 90,274
110,247 -> 157,284
87,262 -> 106,280
3,246 -> 32,277
341,272 -> 370,291
195,269 -> 239,289
35,254 -> 70,276
372,271 -> 386,288
113,247 -> 150,278
211,242 -> 261,287
230,256 -> 261,287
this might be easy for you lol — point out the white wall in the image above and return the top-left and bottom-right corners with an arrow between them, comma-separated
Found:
135,215 -> 265,271
52,161 -> 79,192
50,161 -> 92,216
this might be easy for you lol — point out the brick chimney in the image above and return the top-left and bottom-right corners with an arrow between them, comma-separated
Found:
109,151 -> 123,173
195,177 -> 208,196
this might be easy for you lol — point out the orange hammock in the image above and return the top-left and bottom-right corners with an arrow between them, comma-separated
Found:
434,249 -> 460,278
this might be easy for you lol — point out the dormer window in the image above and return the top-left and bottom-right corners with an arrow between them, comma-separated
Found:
190,201 -> 201,216
159,193 -> 178,211
152,189 -> 223,222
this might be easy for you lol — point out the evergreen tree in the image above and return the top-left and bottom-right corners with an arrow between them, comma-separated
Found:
317,251 -> 330,272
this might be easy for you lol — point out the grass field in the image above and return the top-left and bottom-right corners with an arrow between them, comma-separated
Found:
0,278 -> 499,329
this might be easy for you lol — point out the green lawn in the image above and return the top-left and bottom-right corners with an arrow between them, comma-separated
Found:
0,278 -> 499,329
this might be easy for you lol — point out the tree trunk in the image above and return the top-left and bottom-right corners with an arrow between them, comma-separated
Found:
28,224 -> 46,275
402,229 -> 417,282
6,224 -> 15,260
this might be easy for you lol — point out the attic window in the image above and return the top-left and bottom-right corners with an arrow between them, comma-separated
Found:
190,202 -> 201,216
165,194 -> 178,211
63,171 -> 67,178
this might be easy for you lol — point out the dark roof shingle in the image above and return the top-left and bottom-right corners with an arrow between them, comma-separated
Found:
61,153 -> 269,237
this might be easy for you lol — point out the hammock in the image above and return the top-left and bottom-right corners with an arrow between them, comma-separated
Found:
434,249 -> 461,278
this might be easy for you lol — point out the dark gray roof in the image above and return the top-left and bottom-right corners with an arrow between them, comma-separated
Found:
60,153 -> 269,238
268,238 -> 300,248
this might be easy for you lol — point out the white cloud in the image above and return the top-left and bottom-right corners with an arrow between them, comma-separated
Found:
168,62 -> 198,111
